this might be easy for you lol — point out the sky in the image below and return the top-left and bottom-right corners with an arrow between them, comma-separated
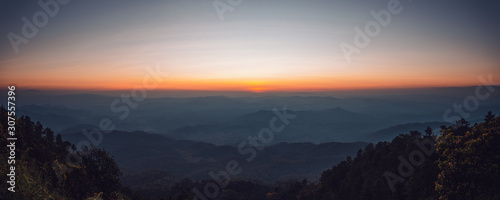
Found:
0,0 -> 499,92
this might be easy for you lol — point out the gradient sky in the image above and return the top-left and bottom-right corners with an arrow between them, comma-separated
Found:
1,0 -> 499,92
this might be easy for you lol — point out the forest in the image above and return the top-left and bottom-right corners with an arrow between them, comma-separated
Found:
1,107 -> 499,200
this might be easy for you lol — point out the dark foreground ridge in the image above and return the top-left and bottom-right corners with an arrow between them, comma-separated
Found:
1,107 -> 499,199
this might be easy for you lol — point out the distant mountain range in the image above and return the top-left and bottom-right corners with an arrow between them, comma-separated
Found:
62,130 -> 367,185
365,121 -> 453,142
6,91 -> 499,145
166,107 -> 388,145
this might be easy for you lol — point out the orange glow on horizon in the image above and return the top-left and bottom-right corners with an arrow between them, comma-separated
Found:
1,74 -> 492,92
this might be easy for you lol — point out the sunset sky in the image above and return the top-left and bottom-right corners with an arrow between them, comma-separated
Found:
1,0 -> 499,92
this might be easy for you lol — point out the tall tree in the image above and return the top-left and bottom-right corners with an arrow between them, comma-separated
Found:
436,114 -> 500,200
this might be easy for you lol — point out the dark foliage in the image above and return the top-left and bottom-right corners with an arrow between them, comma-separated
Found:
2,106 -> 498,200
0,107 -> 144,200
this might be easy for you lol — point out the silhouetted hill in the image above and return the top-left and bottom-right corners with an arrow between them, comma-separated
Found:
3,92 -> 499,145
147,113 -> 500,200
16,104 -> 90,132
0,107 -> 144,200
166,107 -> 386,145
308,114 -> 500,200
62,130 -> 366,183
59,124 -> 101,134
367,121 -> 452,142
155,113 -> 500,200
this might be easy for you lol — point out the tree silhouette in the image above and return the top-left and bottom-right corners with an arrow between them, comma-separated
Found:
0,107 -> 136,200
436,114 -> 500,200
